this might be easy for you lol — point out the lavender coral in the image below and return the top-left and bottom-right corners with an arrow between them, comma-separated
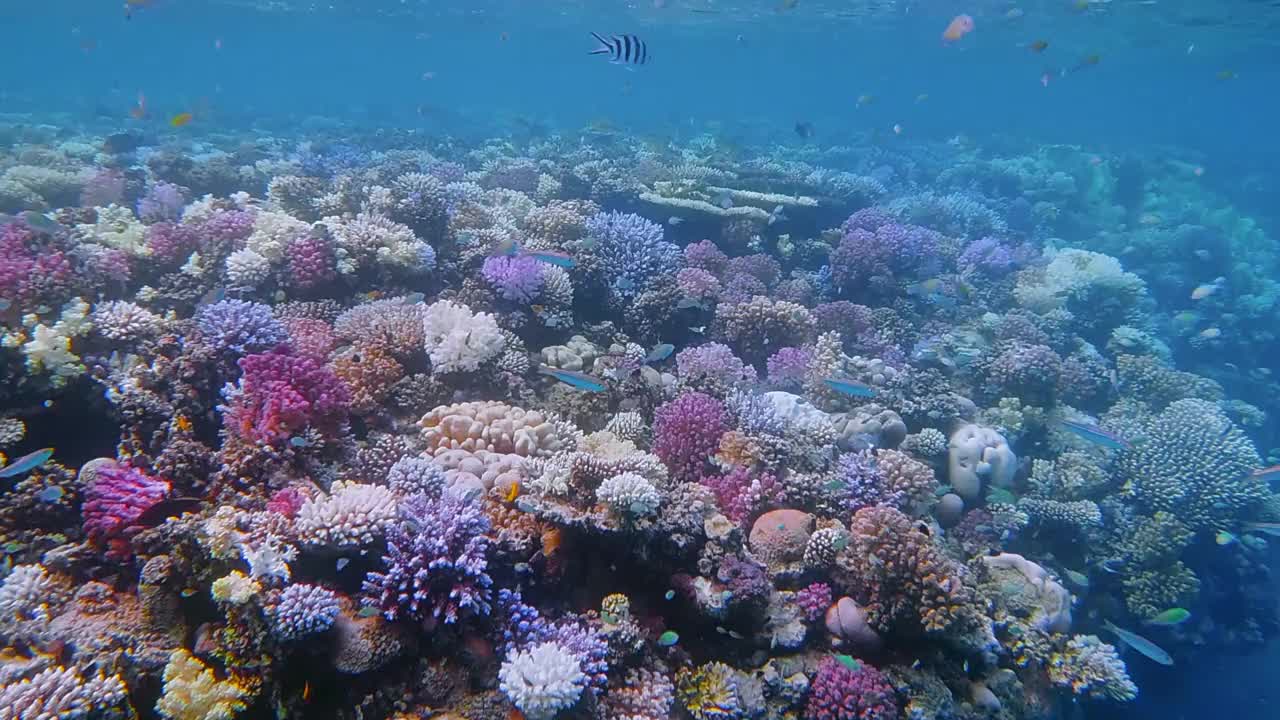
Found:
195,299 -> 286,356
653,392 -> 728,482
585,210 -> 680,301
362,491 -> 493,624
482,254 -> 546,303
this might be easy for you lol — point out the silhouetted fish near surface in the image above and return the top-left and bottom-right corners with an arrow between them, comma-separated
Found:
590,32 -> 648,65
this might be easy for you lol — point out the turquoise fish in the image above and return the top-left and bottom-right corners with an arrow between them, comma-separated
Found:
0,448 -> 55,479
1059,419 -> 1130,450
823,377 -> 877,398
657,630 -> 679,647
523,249 -> 577,269
1103,620 -> 1173,666
1144,608 -> 1191,626
538,366 -> 607,392
645,343 -> 675,363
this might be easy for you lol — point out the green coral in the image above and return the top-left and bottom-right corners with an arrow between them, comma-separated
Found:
1116,399 -> 1267,531
1116,512 -> 1199,619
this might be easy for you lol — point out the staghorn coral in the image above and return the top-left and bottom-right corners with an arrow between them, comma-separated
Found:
295,480 -> 398,548
362,491 -> 492,624
0,665 -> 128,720
653,392 -> 729,482
268,583 -> 341,641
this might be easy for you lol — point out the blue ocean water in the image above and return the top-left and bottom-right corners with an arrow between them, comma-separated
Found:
2,1 -> 1279,719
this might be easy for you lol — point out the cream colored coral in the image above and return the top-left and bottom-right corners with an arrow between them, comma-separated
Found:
156,649 -> 249,720
420,401 -> 580,457
77,203 -> 147,255
246,209 -> 309,262
295,481 -> 398,548
421,300 -> 506,373
210,571 -> 261,605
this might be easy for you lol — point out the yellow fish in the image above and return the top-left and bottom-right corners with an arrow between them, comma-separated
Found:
170,112 -> 194,128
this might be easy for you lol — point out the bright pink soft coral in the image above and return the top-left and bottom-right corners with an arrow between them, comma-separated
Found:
82,463 -> 170,561
804,656 -> 898,720
702,466 -> 785,525
224,350 -> 352,446
286,234 -> 336,290
653,391 -> 727,482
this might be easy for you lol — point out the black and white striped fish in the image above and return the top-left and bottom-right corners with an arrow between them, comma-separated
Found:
589,32 -> 648,65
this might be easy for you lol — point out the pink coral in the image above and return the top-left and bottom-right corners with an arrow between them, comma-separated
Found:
224,350 -> 352,446
701,466 -> 785,525
82,463 -> 170,561
282,318 -> 337,361
0,223 -> 74,306
682,239 -> 729,274
804,656 -> 898,720
653,392 -> 727,482
675,267 -> 722,302
286,234 -> 336,290
795,582 -> 833,622
145,222 -> 199,266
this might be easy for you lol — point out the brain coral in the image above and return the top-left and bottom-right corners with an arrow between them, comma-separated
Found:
1115,398 -> 1267,531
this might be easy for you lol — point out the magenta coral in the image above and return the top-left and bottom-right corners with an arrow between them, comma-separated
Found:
701,466 -> 785,525
82,463 -> 170,561
145,222 -> 199,266
794,582 -> 833,622
804,656 -> 898,720
766,347 -> 812,387
653,392 -> 727,482
282,318 -> 337,360
682,239 -> 729,274
286,234 -> 336,290
676,267 -> 722,302
0,223 -> 74,306
224,350 -> 352,446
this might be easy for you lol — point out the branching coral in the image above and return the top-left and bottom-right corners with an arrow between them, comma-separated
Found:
653,392 -> 728,482
222,350 -> 351,446
804,656 -> 898,720
421,299 -> 506,373
156,648 -> 250,720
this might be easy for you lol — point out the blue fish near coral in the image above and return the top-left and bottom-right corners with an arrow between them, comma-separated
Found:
522,249 -> 576,269
645,343 -> 675,364
538,366 -> 607,392
0,448 -> 54,479
823,377 -> 877,398
1059,419 -> 1130,450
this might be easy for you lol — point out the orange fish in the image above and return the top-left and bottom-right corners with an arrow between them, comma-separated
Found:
170,112 -> 194,127
503,481 -> 521,503
942,14 -> 975,42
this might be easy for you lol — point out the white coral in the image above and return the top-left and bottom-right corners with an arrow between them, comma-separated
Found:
0,665 -> 127,719
0,564 -> 65,622
421,301 -> 506,374
91,300 -> 161,342
498,641 -> 585,720
76,203 -> 147,256
295,481 -> 398,548
1015,248 -> 1146,312
596,472 -> 662,517
223,247 -> 269,288
325,212 -> 430,272
246,209 -> 309,262
240,534 -> 297,583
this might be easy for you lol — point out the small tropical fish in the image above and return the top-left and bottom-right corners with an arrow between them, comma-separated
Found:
1063,569 -> 1090,588
1215,530 -> 1237,546
657,630 -> 679,646
357,606 -> 382,618
1216,70 -> 1237,81
668,216 -> 684,226
645,343 -> 675,364
19,212 -> 61,235
36,486 -> 65,503
892,124 -> 903,135
942,14 -> 975,42
1103,621 -> 1174,665
503,481 -> 521,503
767,205 -> 787,226
794,121 -> 814,139
1138,212 -> 1163,226
856,94 -> 875,108
0,448 -> 54,479
1250,465 -> 1280,480
540,527 -> 563,557
170,112 -> 194,127
1059,419 -> 1130,450
1027,40 -> 1049,52
133,497 -> 202,527
665,590 -> 676,600
1190,278 -> 1223,300
289,436 -> 310,448
589,32 -> 648,65
336,558 -> 350,571
1072,54 -> 1102,72
1145,608 -> 1191,626
823,377 -> 877,398
181,588 -> 197,598
523,250 -> 576,269
1199,327 -> 1221,339
539,366 -> 607,392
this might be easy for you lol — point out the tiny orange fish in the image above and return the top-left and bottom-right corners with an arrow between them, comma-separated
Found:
503,481 -> 521,503
170,112 -> 194,127
302,680 -> 312,702
942,14 -> 975,42
174,415 -> 193,433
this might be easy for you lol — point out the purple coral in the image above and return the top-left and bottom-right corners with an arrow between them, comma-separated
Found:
286,234 -> 336,290
675,343 -> 757,388
481,254 -> 546,303
833,451 -> 897,513
795,582 -> 834,622
194,208 -> 255,249
701,466 -> 785,525
804,656 -> 899,720
269,583 -> 341,641
362,491 -> 493,625
195,299 -> 287,356
137,181 -> 185,223
767,347 -> 812,388
653,392 -> 728,482
958,236 -> 1018,275
676,267 -> 722,302
145,222 -> 199,265
82,463 -> 170,561
682,239 -> 729,274
716,556 -> 771,605
726,254 -> 782,286
830,210 -> 944,291
223,350 -> 351,446
585,211 -> 680,301
1,223 -> 75,306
